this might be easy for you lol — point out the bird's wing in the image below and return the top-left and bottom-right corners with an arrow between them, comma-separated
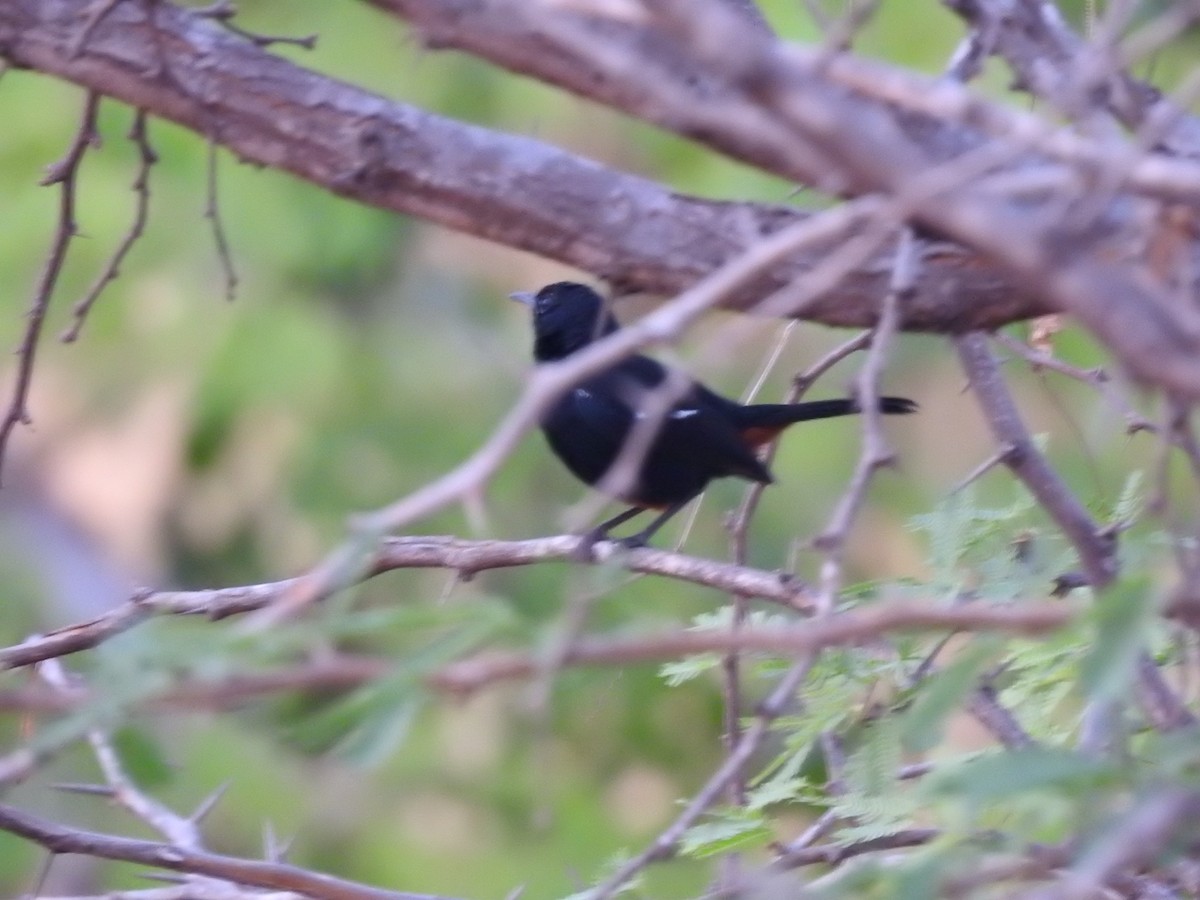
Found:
613,360 -> 774,484
667,387 -> 775,483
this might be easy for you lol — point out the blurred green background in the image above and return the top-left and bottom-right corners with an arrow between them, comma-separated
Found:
0,1 -> 1184,897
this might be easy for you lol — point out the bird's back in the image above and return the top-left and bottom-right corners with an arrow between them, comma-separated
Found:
540,355 -> 773,506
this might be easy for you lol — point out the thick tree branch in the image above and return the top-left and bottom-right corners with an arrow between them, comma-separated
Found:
0,0 -> 1049,332
374,0 -> 1200,398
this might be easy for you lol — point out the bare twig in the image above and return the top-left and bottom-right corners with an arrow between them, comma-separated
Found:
1134,651 -> 1196,732
62,108 -> 156,343
713,323 -> 867,888
967,679 -> 1036,750
773,827 -> 939,871
0,656 -> 398,715
955,333 -> 1118,589
194,1 -> 318,50
0,533 -> 829,671
0,803 -> 447,900
943,0 -> 1200,160
37,888 -> 303,900
951,443 -> 1018,494
992,331 -> 1153,435
0,602 -> 1073,710
430,602 -> 1074,697
1056,788 -> 1200,897
715,328 -> 872,887
205,139 -> 238,302
0,593 -> 1071,716
590,659 -> 816,899
812,228 -> 917,611
0,91 -> 99,483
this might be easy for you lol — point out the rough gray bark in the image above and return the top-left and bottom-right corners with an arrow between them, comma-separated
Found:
0,0 -> 1053,332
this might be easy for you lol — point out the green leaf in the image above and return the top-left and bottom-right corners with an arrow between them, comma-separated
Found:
1079,576 -> 1154,705
562,851 -> 642,900
289,612 -> 501,762
680,809 -> 773,858
900,636 -> 1002,754
659,653 -> 722,686
925,748 -> 1116,810
333,692 -> 425,767
747,776 -> 806,811
1111,470 -> 1146,526
110,725 -> 174,790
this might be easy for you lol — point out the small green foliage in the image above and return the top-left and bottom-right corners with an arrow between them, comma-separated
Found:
658,607 -> 795,686
110,725 -> 175,790
679,808 -> 774,858
564,851 -> 644,900
1078,575 -> 1155,705
649,480 -> 1175,896
899,637 -> 1001,754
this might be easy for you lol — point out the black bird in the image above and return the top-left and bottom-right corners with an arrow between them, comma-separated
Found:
512,282 -> 916,549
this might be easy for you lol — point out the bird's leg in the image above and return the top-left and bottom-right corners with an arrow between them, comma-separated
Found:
573,506 -> 647,561
615,501 -> 688,550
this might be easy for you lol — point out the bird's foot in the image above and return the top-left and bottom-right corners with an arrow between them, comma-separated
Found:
571,528 -> 605,563
614,533 -> 649,551
571,528 -> 649,561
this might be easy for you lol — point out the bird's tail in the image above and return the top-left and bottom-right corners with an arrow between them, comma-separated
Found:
737,396 -> 917,428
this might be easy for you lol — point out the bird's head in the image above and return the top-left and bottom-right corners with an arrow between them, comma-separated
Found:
511,282 -> 620,362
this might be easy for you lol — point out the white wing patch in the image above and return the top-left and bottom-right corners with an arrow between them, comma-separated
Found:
631,407 -> 699,420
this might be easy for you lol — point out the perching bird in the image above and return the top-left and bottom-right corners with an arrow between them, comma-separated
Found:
511,282 -> 916,549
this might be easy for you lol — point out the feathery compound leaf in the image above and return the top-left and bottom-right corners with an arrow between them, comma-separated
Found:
680,809 -> 773,858
924,748 -> 1117,812
1079,576 -> 1155,705
901,637 -> 1002,754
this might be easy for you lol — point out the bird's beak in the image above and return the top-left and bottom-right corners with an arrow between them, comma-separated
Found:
509,290 -> 536,307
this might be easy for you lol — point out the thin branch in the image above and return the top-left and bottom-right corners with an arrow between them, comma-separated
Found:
591,658 -> 817,899
954,333 -> 1119,589
943,0 -> 1200,160
811,227 -> 917,611
62,108 -> 156,343
0,803 -> 451,900
381,0 -> 1200,400
38,888 -> 303,900
0,604 -> 1074,714
992,331 -> 1153,435
714,323 -> 864,888
204,139 -> 238,302
967,679 -> 1036,750
429,602 -> 1074,698
1058,788 -> 1200,896
0,656 -> 399,715
0,532 -> 829,671
88,729 -> 204,848
193,1 -> 318,50
1134,651 -> 1196,732
951,442 -> 1018,494
0,91 -> 99,483
773,827 -> 939,871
